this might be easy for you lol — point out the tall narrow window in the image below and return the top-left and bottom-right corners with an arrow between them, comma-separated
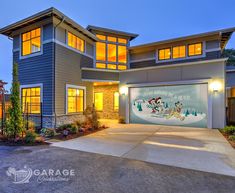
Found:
96,42 -> 106,61
21,87 -> 41,114
67,87 -> 84,113
158,48 -> 171,60
94,92 -> 103,111
107,44 -> 117,62
68,32 -> 85,52
114,92 -> 119,111
188,43 -> 202,56
118,46 -> 127,63
22,28 -> 41,56
173,46 -> 186,59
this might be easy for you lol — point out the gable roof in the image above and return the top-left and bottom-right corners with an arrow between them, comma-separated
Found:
130,27 -> 235,51
0,7 -> 98,41
87,25 -> 138,40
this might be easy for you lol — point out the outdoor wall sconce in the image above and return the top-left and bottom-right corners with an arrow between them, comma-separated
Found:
120,86 -> 128,96
210,81 -> 222,93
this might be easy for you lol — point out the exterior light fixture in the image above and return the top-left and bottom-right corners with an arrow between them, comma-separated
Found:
210,81 -> 222,93
120,86 -> 128,96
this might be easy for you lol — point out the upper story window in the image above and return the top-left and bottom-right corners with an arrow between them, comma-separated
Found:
173,46 -> 186,59
188,43 -> 202,56
158,48 -> 171,60
68,32 -> 85,53
22,28 -> 41,56
96,34 -> 128,70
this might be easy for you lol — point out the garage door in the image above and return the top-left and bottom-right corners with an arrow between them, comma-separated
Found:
129,84 -> 208,128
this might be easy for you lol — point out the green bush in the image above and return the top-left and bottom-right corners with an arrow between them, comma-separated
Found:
25,130 -> 37,143
69,125 -> 78,134
222,126 -> 235,135
228,135 -> 235,141
57,123 -> 78,134
45,128 -> 55,137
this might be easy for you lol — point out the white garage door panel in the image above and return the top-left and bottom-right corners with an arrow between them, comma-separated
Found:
129,84 -> 208,128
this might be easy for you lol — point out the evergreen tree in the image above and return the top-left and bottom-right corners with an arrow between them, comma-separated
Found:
138,103 -> 143,111
194,111 -> 197,116
6,63 -> 24,138
165,102 -> 168,108
185,109 -> 190,117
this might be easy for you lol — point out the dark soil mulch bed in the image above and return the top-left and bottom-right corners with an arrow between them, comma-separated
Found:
0,135 -> 49,146
219,131 -> 235,149
52,127 -> 107,141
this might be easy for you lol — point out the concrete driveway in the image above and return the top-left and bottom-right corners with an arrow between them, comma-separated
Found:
52,123 -> 235,177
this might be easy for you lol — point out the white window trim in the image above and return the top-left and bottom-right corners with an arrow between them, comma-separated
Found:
65,84 -> 86,114
20,83 -> 43,113
19,27 -> 44,60
155,41 -> 206,63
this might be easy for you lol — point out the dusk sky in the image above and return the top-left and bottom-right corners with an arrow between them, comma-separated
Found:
0,0 -> 235,90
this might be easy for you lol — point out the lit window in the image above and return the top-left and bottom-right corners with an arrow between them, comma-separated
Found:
118,65 -> 127,70
96,63 -> 106,69
188,43 -> 202,56
158,48 -> 171,60
107,36 -> 117,42
67,88 -> 84,113
114,92 -> 119,111
21,87 -> 41,114
118,46 -> 127,63
96,34 -> 106,41
118,38 -> 127,44
96,42 -> 106,61
68,32 -> 85,52
173,46 -> 186,59
94,92 -> 103,111
107,44 -> 117,62
22,28 -> 41,56
107,64 -> 116,70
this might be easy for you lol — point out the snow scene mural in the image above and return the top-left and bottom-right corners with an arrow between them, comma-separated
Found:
129,84 -> 208,128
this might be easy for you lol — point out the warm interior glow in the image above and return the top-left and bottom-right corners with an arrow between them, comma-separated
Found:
107,44 -> 117,62
67,88 -> 84,113
94,92 -> 103,111
96,63 -> 106,69
96,42 -> 106,61
118,65 -> 127,70
158,48 -> 171,60
188,43 -> 202,56
68,32 -> 85,52
118,45 -> 127,63
118,38 -> 127,44
173,46 -> 186,59
107,64 -> 116,70
107,36 -> 117,42
21,87 -> 41,114
22,28 -> 41,56
96,34 -> 106,41
114,92 -> 119,110
120,86 -> 128,95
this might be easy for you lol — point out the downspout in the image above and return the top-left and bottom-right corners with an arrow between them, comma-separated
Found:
53,17 -> 65,129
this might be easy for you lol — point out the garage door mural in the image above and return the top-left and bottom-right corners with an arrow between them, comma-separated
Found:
129,84 -> 208,128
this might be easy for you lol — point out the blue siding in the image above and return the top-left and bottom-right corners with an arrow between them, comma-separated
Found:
13,42 -> 54,115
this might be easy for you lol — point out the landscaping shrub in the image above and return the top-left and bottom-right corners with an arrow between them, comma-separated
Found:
228,135 -> 235,141
84,105 -> 100,130
45,128 -> 55,137
56,123 -> 78,134
69,124 -> 78,134
25,130 -> 37,143
222,126 -> 235,135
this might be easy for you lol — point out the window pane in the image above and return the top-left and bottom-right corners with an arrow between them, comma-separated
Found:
173,46 -> 185,59
107,44 -> 117,62
67,88 -> 84,113
22,41 -> 31,56
68,97 -> 76,113
118,38 -> 127,44
96,63 -> 106,69
188,43 -> 202,56
96,34 -> 106,41
76,96 -> 83,112
96,42 -> 106,61
76,37 -> 85,52
31,37 -> 41,53
195,43 -> 202,55
158,48 -> 171,60
94,93 -> 103,111
114,92 -> 119,111
107,36 -> 116,42
118,65 -> 127,70
107,64 -> 116,70
68,32 -> 84,52
22,32 -> 30,41
118,45 -> 127,63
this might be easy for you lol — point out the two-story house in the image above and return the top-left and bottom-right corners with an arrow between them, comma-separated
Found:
0,7 -> 234,129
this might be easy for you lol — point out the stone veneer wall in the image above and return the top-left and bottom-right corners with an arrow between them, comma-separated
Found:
94,84 -> 119,119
